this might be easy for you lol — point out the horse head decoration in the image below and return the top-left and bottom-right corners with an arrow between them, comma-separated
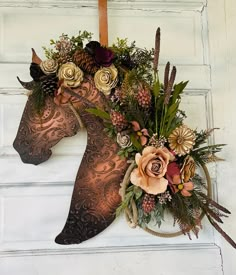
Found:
14,43 -> 129,245
13,31 -> 236,249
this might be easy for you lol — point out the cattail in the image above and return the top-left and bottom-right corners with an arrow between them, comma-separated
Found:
153,27 -> 161,73
164,62 -> 170,91
164,66 -> 176,105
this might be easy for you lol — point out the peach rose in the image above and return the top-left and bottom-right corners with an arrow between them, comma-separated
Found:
130,146 -> 172,195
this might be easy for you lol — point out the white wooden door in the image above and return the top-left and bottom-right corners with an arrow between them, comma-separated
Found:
0,0 -> 235,274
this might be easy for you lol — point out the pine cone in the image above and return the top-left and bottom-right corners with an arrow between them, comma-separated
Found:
72,49 -> 99,75
137,88 -> 151,108
110,110 -> 128,131
40,75 -> 58,97
142,194 -> 156,213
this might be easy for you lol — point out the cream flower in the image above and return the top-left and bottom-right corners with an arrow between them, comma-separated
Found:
40,59 -> 58,75
94,65 -> 118,95
130,146 -> 172,195
58,62 -> 83,88
117,133 -> 132,148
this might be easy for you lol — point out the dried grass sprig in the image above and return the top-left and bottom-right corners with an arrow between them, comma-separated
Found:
206,214 -> 236,249
197,192 -> 231,214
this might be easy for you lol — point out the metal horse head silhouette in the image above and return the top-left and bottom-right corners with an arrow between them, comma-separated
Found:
13,49 -> 128,245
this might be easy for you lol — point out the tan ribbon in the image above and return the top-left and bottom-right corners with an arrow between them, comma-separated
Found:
98,0 -> 108,46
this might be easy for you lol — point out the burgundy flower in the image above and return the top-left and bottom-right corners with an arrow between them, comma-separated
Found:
94,47 -> 114,67
85,41 -> 101,55
166,162 -> 180,179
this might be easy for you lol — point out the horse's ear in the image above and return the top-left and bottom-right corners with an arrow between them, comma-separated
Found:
31,48 -> 42,64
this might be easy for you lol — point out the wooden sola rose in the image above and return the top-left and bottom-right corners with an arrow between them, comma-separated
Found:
14,29 -> 236,248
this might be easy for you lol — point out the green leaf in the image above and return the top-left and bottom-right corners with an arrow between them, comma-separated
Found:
133,186 -> 143,200
130,134 -> 142,151
153,80 -> 160,97
166,102 -> 179,118
116,191 -> 134,217
86,108 -> 110,120
172,81 -> 188,103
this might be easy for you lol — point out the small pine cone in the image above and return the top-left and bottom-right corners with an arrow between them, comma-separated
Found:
110,110 -> 128,131
72,49 -> 100,74
137,89 -> 151,108
142,194 -> 156,213
57,56 -> 72,65
41,75 -> 58,97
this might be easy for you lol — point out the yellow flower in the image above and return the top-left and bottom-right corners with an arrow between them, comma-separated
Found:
40,59 -> 58,75
94,65 -> 118,95
168,125 -> 195,156
58,62 -> 83,88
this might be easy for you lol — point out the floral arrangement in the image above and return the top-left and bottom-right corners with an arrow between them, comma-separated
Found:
27,29 -> 235,248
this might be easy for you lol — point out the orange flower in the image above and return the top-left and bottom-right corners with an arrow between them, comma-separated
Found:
130,146 -> 172,195
172,174 -> 194,197
131,121 -> 149,146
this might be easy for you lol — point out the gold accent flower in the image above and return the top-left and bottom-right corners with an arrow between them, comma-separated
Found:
40,59 -> 58,75
168,125 -> 195,156
94,65 -> 118,95
58,62 -> 84,88
180,155 -> 196,182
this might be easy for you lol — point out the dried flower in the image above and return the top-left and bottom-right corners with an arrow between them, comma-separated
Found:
142,194 -> 156,213
149,134 -> 167,148
168,125 -> 195,156
94,65 -> 118,95
131,121 -> 149,146
94,47 -> 114,67
110,110 -> 128,131
180,155 -> 196,182
171,174 -> 194,197
55,34 -> 72,54
58,62 -> 83,88
157,191 -> 172,205
40,59 -> 58,75
85,41 -> 101,55
136,88 -> 151,108
117,132 -> 132,148
130,146 -> 172,195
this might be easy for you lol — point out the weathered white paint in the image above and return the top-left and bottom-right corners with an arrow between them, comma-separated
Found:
0,0 -> 235,274
0,245 -> 223,275
208,0 -> 236,274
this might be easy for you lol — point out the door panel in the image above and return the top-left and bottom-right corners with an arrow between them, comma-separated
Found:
0,0 -> 235,274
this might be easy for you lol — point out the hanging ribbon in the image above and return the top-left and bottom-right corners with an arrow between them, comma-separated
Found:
98,0 -> 108,46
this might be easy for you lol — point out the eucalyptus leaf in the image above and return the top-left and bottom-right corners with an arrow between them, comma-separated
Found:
134,186 -> 143,200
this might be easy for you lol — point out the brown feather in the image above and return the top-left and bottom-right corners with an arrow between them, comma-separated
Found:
31,48 -> 42,64
198,192 -> 231,214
